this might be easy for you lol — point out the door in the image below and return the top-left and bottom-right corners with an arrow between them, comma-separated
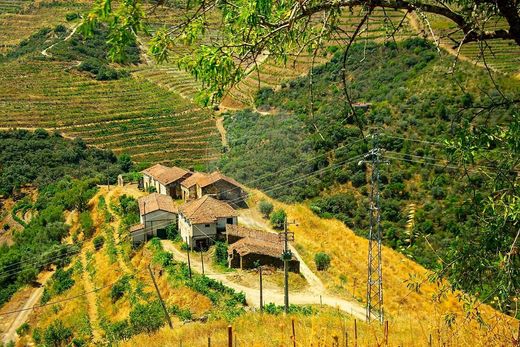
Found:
156,228 -> 167,239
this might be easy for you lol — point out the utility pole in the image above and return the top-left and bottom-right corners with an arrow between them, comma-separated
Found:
279,216 -> 295,314
143,201 -> 147,243
148,264 -> 173,329
200,249 -> 205,275
364,130 -> 385,323
259,265 -> 263,311
186,241 -> 192,281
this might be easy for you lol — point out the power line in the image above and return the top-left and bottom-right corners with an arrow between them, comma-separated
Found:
0,248 -> 82,280
206,137 -> 366,198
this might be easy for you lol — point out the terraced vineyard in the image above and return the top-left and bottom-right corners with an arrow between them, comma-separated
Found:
0,60 -> 221,165
0,2 -> 84,54
222,8 -> 417,108
426,14 -> 520,76
0,0 -> 32,14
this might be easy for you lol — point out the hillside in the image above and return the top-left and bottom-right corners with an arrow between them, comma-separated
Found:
0,2 -> 222,168
1,184 -> 516,346
218,38 -> 519,313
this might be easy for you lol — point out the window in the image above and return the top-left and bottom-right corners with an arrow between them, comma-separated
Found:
227,218 -> 234,224
205,224 -> 210,228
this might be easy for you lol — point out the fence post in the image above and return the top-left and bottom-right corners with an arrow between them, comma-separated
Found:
208,336 -> 211,347
384,320 -> 388,346
354,319 -> 358,347
292,318 -> 296,347
428,333 -> 432,347
228,325 -> 233,347
333,335 -> 339,347
345,332 -> 348,347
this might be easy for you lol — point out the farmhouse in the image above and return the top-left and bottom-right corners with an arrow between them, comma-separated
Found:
180,172 -> 208,201
178,195 -> 237,248
181,171 -> 245,204
141,164 -> 192,199
130,193 -> 178,244
226,225 -> 300,272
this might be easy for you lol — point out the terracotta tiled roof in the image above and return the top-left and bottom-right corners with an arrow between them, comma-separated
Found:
138,193 -> 178,215
226,224 -> 279,243
227,238 -> 284,258
129,223 -> 144,233
198,171 -> 244,189
179,195 -> 236,224
180,172 -> 208,188
141,164 -> 191,185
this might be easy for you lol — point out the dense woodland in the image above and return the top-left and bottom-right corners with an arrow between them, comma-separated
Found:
220,39 -> 519,315
0,129 -> 127,306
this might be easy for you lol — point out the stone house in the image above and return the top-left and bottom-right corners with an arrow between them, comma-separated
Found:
226,225 -> 300,272
178,195 -> 237,248
180,171 -> 245,205
130,193 -> 178,244
180,172 -> 208,201
141,164 -> 192,199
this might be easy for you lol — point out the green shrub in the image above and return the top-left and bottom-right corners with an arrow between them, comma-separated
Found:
44,319 -> 72,347
110,275 -> 130,303
32,328 -> 42,344
129,300 -> 165,334
79,211 -> 94,239
169,305 -> 193,321
93,235 -> 105,250
166,223 -> 179,241
270,209 -> 286,229
213,242 -> 228,267
65,13 -> 79,21
314,252 -> 331,271
16,322 -> 30,336
258,200 -> 274,218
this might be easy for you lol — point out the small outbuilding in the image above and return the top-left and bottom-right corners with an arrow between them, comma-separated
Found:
226,225 -> 300,272
178,195 -> 237,248
130,193 -> 178,244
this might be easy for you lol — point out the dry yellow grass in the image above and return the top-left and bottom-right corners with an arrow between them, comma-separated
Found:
246,190 -> 518,345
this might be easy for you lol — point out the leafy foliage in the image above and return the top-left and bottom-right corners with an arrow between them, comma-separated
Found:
0,129 -> 120,197
314,252 -> 331,271
258,199 -> 274,218
270,209 -> 287,229
220,40 -> 519,313
213,241 -> 229,267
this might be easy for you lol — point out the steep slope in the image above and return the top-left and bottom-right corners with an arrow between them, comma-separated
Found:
218,39 -> 519,313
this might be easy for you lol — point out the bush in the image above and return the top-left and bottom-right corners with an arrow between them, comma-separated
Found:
166,223 -> 179,241
314,252 -> 331,271
258,200 -> 273,218
79,211 -> 94,239
93,235 -> 105,250
129,300 -> 165,334
16,322 -> 30,336
270,209 -> 286,229
110,275 -> 130,303
44,319 -> 72,347
214,242 -> 228,267
65,13 -> 79,21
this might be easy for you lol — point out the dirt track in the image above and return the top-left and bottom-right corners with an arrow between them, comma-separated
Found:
162,240 -> 367,321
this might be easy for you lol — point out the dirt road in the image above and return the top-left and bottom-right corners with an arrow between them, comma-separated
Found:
161,240 -> 366,321
2,271 -> 53,345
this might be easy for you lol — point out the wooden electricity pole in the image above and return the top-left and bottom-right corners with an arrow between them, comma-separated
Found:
148,264 -> 173,329
259,266 -> 263,311
200,250 -> 205,275
280,216 -> 295,314
186,244 -> 192,280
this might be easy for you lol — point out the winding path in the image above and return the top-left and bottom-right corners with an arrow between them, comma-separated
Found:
161,240 -> 366,321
